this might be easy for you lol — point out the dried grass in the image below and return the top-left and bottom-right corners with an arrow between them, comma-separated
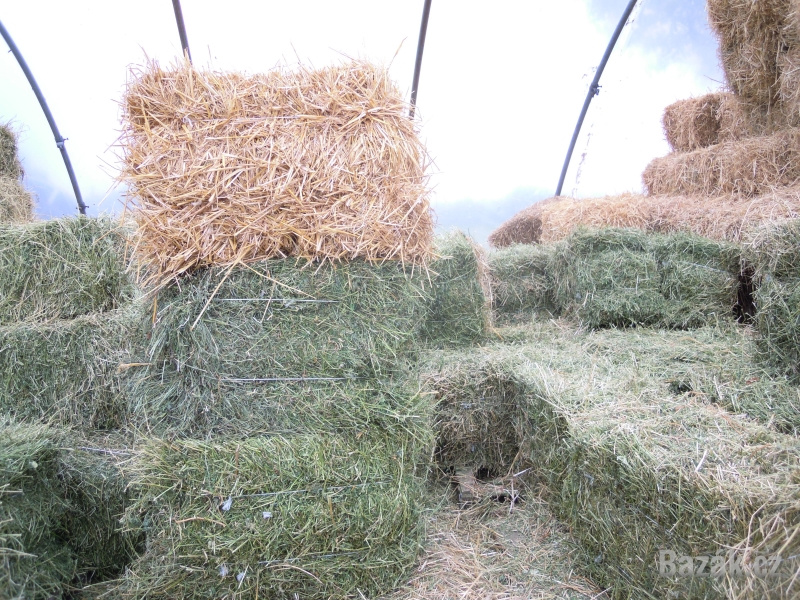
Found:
706,0 -> 790,119
643,127 -> 800,197
489,187 -> 800,248
0,124 -> 23,180
383,482 -> 602,600
120,59 -> 434,290
663,93 -> 725,152
0,176 -> 33,224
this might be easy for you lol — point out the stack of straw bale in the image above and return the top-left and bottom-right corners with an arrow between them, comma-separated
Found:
489,188 -> 800,247
488,228 -> 742,329
0,124 -> 33,224
120,59 -> 434,289
747,218 -> 800,378
0,419 -> 140,598
421,323 -> 800,599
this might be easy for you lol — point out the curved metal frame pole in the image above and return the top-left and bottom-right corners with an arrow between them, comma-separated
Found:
172,0 -> 192,62
409,0 -> 433,119
555,0 -> 638,197
0,19 -> 87,214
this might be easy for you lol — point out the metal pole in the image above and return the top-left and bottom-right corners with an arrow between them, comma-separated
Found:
172,0 -> 192,62
409,0 -> 433,119
0,19 -> 87,214
555,0 -> 639,197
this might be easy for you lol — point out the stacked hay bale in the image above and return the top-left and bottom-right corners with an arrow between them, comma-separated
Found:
0,419 -> 141,598
0,124 -> 34,223
112,59 -> 456,599
488,228 -> 742,328
420,324 -> 800,599
747,219 -> 800,378
0,217 -> 141,429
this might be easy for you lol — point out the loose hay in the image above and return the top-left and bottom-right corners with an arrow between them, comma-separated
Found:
643,128 -> 800,198
120,59 -> 434,289
0,217 -> 135,324
0,176 -> 34,224
115,432 -> 428,599
421,322 -> 800,599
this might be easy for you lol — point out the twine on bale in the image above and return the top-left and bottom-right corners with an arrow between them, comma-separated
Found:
119,59 -> 434,290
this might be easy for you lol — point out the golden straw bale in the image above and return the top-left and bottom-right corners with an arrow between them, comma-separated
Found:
488,188 -> 800,247
717,91 -> 755,142
487,197 -> 561,247
663,94 -> 724,152
0,176 -> 34,224
777,47 -> 800,126
643,128 -> 800,198
119,60 -> 434,288
707,0 -> 790,113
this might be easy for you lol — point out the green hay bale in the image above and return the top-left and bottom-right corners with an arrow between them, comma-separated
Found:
747,219 -> 800,281
420,352 -> 527,474
491,229 -> 741,329
116,433 -> 427,599
754,276 -> 800,379
0,176 -> 34,224
0,125 -> 23,180
420,231 -> 490,347
124,259 -> 434,436
0,419 -> 75,600
0,217 -> 135,324
421,323 -> 800,599
59,436 -> 142,586
0,302 -> 147,429
488,243 -> 558,318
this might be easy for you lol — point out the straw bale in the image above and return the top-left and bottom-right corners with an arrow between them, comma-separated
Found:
487,196 -> 560,248
643,127 -> 800,198
123,258 -> 436,437
777,46 -> 800,127
717,91 -> 757,141
0,302 -> 147,429
120,59 -> 433,289
0,124 -> 23,180
422,322 -> 800,598
0,176 -> 34,224
706,0 -> 790,115
421,231 -> 491,347
663,93 -> 725,152
115,432 -> 427,599
0,217 -> 135,325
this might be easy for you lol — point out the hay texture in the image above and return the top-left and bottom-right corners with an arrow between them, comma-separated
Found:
644,127 -> 800,198
116,432 -> 427,599
0,124 -> 23,180
747,218 -> 800,378
0,217 -> 134,324
488,228 -> 741,329
662,92 -> 753,152
0,422 -> 138,599
0,302 -> 147,429
420,231 -> 491,347
123,259 -> 434,437
0,176 -> 34,224
120,59 -> 433,289
422,322 -> 800,599
489,188 -> 800,246
706,0 -> 790,125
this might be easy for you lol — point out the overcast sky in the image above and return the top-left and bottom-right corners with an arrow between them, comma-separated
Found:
0,0 -> 723,244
